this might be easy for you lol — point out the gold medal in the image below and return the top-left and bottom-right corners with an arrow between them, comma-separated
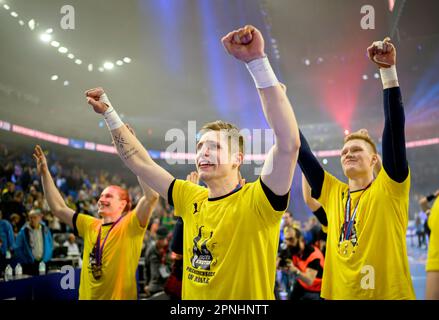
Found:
92,264 -> 102,280
339,240 -> 355,257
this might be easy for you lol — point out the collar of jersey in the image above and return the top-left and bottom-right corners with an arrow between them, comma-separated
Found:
208,185 -> 243,202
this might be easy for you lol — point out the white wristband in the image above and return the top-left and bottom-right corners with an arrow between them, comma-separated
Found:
380,65 -> 399,89
101,94 -> 124,130
246,56 -> 279,89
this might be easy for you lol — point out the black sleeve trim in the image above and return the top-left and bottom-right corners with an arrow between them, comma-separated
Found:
313,206 -> 328,227
382,87 -> 409,182
259,178 -> 289,212
72,212 -> 79,237
298,130 -> 325,199
168,179 -> 176,207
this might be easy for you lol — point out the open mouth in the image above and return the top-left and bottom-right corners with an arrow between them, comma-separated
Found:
198,160 -> 215,169
98,203 -> 110,210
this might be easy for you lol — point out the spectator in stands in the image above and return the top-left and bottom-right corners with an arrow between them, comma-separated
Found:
420,192 -> 438,238
285,226 -> 324,300
14,209 -> 53,275
0,238 -> 5,274
19,166 -> 32,192
303,216 -> 323,246
280,211 -> 294,243
1,182 -> 16,219
8,191 -> 26,217
9,213 -> 24,235
144,226 -> 171,298
415,213 -> 426,248
89,198 -> 99,218
63,233 -> 80,256
149,217 -> 161,240
164,217 -> 183,300
24,194 -> 35,212
277,228 -> 295,298
0,209 -> 15,270
161,210 -> 176,234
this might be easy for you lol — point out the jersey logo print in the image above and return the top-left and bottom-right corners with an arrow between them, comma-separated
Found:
191,226 -> 214,270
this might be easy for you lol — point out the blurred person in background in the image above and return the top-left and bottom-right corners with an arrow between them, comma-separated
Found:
9,213 -> 24,235
285,226 -> 324,300
279,211 -> 294,243
1,182 -> 16,219
14,209 -> 53,275
0,209 -> 15,271
63,233 -> 80,256
144,226 -> 171,298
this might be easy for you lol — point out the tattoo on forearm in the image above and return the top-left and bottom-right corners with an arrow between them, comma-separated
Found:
114,133 -> 129,150
113,133 -> 139,160
122,148 -> 139,160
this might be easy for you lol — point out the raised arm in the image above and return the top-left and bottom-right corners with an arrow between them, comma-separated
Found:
33,145 -> 74,228
367,38 -> 408,182
297,130 -> 325,199
301,173 -> 328,227
85,88 -> 174,200
118,123 -> 160,227
221,25 -> 300,195
135,177 -> 159,228
301,173 -> 322,212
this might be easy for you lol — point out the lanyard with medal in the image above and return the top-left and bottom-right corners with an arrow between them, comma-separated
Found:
91,215 -> 124,280
339,182 -> 372,257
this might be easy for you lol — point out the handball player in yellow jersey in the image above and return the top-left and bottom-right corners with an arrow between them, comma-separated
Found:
85,25 -> 301,299
34,145 -> 158,299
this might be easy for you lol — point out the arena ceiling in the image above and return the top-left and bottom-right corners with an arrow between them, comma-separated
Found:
1,0 -> 438,150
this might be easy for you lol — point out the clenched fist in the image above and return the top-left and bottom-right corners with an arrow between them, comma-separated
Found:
221,25 -> 265,63
85,87 -> 110,114
367,37 -> 396,68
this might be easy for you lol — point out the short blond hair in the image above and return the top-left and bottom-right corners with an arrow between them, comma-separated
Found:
344,129 -> 377,154
200,120 -> 245,155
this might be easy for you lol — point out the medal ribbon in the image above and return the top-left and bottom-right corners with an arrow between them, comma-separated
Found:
343,182 -> 373,241
95,215 -> 124,266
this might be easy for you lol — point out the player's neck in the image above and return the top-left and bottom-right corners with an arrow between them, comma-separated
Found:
102,213 -> 121,224
348,172 -> 374,192
207,176 -> 240,199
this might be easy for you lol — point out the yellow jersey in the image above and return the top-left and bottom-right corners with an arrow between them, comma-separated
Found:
74,210 -> 146,300
317,169 -> 415,299
171,178 -> 287,300
427,197 -> 439,272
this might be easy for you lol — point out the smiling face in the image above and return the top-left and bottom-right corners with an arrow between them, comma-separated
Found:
341,139 -> 377,180
195,129 -> 243,183
97,186 -> 128,218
